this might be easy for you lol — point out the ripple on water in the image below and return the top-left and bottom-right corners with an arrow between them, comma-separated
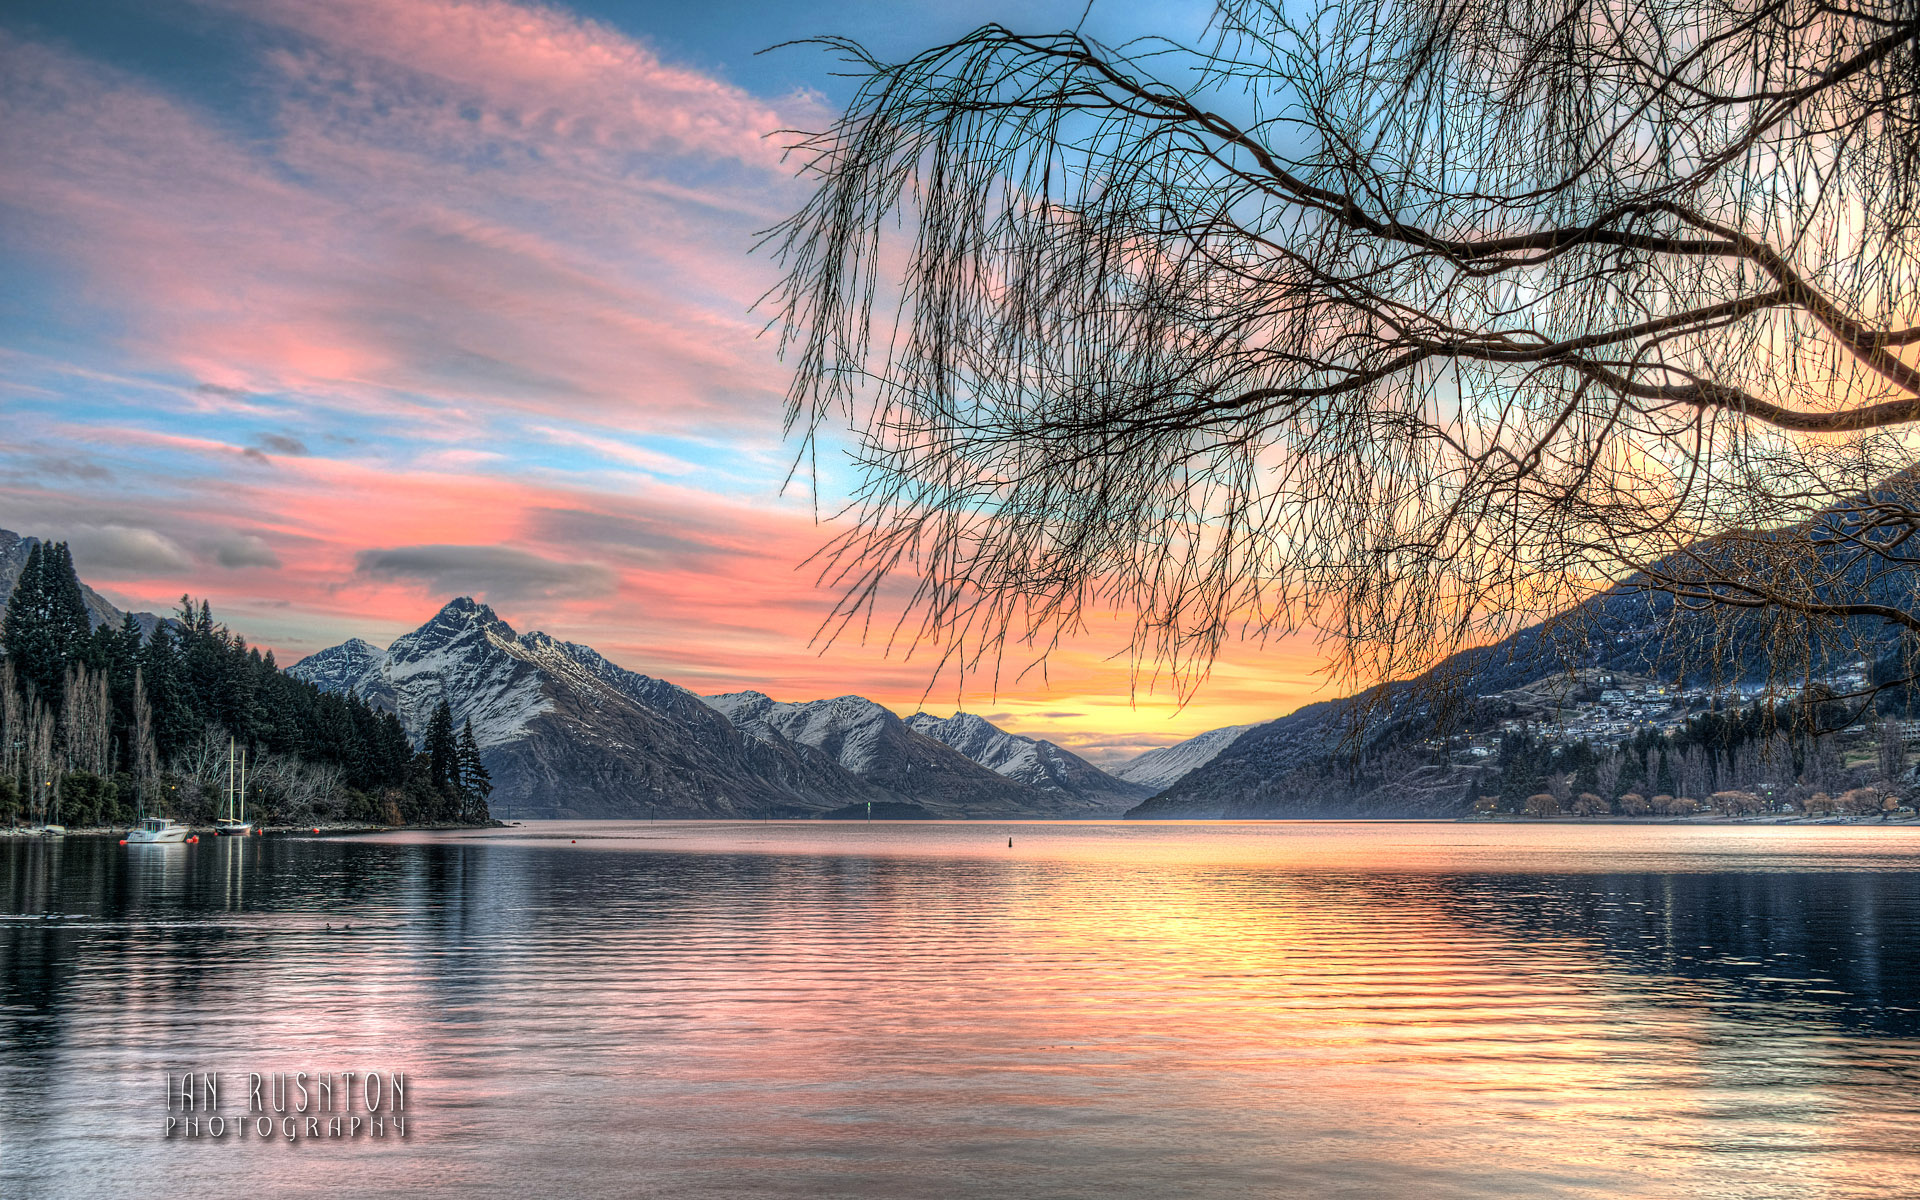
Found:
2,821 -> 1918,1199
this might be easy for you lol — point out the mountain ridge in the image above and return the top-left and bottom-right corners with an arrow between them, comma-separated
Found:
292,600 -> 1121,818
1110,724 -> 1256,792
703,690 -> 1102,815
903,710 -> 1149,810
289,598 -> 898,818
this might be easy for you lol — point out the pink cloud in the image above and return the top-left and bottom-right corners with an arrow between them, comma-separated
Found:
230,0 -> 801,169
0,2 -> 815,430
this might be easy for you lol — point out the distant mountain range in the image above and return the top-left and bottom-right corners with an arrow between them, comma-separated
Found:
1127,589 -> 1687,818
904,710 -> 1152,809
292,599 -> 890,818
24,518 -> 1804,821
287,598 -> 1228,819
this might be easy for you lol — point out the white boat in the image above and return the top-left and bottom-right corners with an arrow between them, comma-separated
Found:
127,817 -> 189,844
215,737 -> 254,836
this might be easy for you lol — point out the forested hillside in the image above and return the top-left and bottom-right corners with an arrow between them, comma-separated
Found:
0,538 -> 489,828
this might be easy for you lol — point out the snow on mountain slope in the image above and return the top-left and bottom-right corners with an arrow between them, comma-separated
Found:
1111,724 -> 1256,792
710,693 -> 895,774
377,597 -> 555,749
706,691 -> 1103,816
905,711 -> 1149,810
291,599 -> 889,819
290,598 -> 1228,819
284,637 -> 388,700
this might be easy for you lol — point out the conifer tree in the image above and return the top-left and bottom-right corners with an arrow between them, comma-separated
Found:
425,699 -> 459,801
1,541 -> 48,685
457,719 -> 492,823
140,624 -> 194,760
46,544 -> 92,658
6,565 -> 420,824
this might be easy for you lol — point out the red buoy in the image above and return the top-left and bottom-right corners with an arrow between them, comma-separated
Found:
187,836 -> 198,843
119,839 -> 128,845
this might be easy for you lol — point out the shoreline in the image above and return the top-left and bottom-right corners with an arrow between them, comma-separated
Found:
0,820 -> 502,839
7,814 -> 1915,839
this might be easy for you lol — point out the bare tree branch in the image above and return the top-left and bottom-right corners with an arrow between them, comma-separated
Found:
764,0 -> 1920,708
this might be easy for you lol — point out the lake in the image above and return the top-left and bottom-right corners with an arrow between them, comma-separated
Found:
3,821 -> 1918,1198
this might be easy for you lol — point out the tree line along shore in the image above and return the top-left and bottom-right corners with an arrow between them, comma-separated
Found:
0,540 -> 493,832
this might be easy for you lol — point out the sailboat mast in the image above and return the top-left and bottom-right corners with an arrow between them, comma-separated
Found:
227,735 -> 235,822
239,746 -> 247,823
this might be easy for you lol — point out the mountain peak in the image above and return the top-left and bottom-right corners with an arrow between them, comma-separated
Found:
941,710 -> 996,734
707,688 -> 772,705
1111,724 -> 1257,790
411,596 -> 516,640
286,635 -> 391,703
517,628 -> 591,660
438,595 -> 498,621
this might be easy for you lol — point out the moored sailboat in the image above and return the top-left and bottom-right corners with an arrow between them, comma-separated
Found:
215,736 -> 254,835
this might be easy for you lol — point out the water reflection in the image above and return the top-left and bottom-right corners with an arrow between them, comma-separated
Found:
2,823 -> 1917,1199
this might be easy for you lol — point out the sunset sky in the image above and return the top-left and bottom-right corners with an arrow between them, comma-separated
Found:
0,0 -> 1329,764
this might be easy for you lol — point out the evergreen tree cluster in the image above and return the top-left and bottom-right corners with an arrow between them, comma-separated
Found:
0,540 -> 428,827
139,596 -> 417,797
417,701 -> 493,825
2,540 -> 90,702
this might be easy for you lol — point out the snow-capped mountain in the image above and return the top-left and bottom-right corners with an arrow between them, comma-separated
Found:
904,711 -> 1149,810
1111,724 -> 1256,792
705,691 -> 1105,816
284,636 -> 385,697
290,598 -> 891,819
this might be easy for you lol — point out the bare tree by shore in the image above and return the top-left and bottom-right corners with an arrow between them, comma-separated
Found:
60,662 -> 110,778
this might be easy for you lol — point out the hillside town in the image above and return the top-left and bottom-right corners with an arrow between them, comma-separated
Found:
1442,666 -> 1918,820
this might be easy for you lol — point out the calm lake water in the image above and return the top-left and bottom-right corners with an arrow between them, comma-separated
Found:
4,821 -> 1919,1198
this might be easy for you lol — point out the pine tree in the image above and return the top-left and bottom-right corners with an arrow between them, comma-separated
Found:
424,699 -> 459,803
1,541 -> 48,687
140,624 -> 194,761
45,544 -> 92,659
457,719 -> 492,823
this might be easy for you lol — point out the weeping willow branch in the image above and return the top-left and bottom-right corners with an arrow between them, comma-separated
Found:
764,0 -> 1920,704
